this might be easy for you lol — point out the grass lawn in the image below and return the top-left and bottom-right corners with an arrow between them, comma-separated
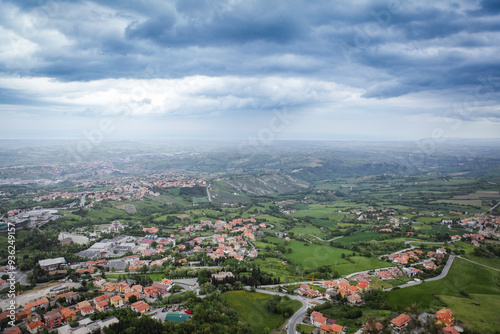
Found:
285,241 -> 393,276
385,257 -> 500,333
254,240 -> 278,250
224,291 -> 301,334
439,294 -> 500,333
296,324 -> 316,334
369,277 -> 393,290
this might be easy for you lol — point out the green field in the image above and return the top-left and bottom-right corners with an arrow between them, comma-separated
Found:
285,241 -> 393,276
291,204 -> 342,219
224,291 -> 301,333
256,215 -> 288,223
415,217 -> 445,224
289,226 -> 326,238
86,206 -> 128,220
335,231 -> 381,245
296,324 -> 316,334
385,257 -> 500,333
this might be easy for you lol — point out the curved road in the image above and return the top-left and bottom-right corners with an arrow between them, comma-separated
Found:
424,253 -> 455,282
383,253 -> 456,291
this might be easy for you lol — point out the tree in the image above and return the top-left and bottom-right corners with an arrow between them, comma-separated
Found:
139,265 -> 148,274
128,295 -> 138,304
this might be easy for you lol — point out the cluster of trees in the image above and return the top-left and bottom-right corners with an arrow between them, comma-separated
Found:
237,268 -> 281,287
265,295 -> 295,317
473,244 -> 500,258
103,292 -> 253,334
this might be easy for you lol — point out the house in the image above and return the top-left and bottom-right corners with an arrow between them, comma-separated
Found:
324,280 -> 336,289
110,295 -> 123,308
161,278 -> 173,285
310,311 -> 323,323
436,248 -> 447,254
347,285 -> 359,295
44,309 -> 63,328
96,301 -> 109,312
15,309 -> 32,321
319,323 -> 343,334
93,294 -> 110,304
115,282 -> 131,293
356,281 -> 370,292
450,235 -> 461,242
312,314 -> 328,327
26,320 -> 45,333
124,292 -> 140,303
4,327 -> 21,334
151,282 -> 170,294
131,284 -> 143,293
390,313 -> 411,330
435,308 -> 454,327
423,261 -> 437,270
374,270 -> 393,280
402,267 -> 423,277
364,322 -> 383,332
55,291 -> 79,304
144,286 -> 159,298
59,307 -> 76,322
101,282 -> 116,292
347,294 -> 362,305
131,301 -> 150,314
80,305 -> 95,316
94,277 -> 106,287
24,298 -> 49,311
76,300 -> 91,311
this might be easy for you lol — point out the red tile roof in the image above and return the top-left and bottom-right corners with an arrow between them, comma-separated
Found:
390,313 -> 411,327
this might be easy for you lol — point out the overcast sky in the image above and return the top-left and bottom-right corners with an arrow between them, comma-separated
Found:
0,0 -> 499,141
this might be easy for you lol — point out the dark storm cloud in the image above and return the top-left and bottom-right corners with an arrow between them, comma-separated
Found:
0,0 -> 499,140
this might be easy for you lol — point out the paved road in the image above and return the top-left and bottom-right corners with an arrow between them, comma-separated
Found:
383,253 -> 456,291
287,297 -> 309,334
425,253 -> 455,282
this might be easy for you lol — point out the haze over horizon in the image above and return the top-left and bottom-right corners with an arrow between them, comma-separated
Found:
1,0 -> 499,141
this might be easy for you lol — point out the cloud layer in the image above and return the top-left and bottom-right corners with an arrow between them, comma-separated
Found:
0,0 -> 499,140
